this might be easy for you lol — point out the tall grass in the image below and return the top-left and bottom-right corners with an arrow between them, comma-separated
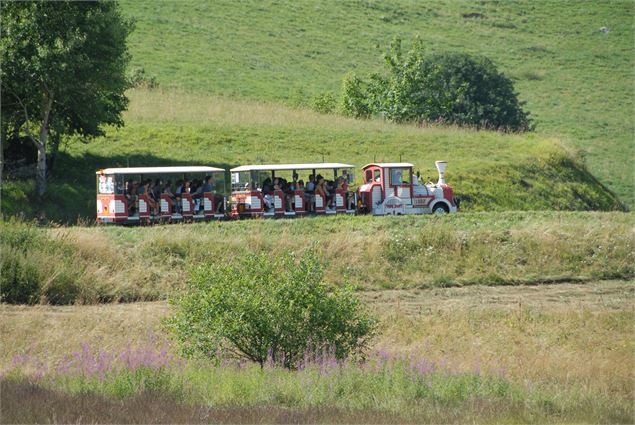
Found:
1,212 -> 632,304
3,340 -> 631,423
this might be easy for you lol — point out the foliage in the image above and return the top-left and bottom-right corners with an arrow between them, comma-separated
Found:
341,37 -> 532,131
310,92 -> 337,114
338,73 -> 372,118
0,1 -> 133,196
167,252 -> 377,368
128,67 -> 158,89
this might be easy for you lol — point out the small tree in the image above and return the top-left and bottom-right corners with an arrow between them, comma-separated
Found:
0,1 -> 133,198
167,252 -> 377,369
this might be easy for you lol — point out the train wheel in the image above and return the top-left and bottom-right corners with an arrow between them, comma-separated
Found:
433,203 -> 449,214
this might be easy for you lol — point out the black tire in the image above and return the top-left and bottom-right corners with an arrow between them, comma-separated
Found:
432,202 -> 450,214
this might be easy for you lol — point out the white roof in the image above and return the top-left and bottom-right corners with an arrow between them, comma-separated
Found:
362,162 -> 414,169
96,166 -> 225,175
230,163 -> 354,172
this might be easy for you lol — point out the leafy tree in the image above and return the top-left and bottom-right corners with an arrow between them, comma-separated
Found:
167,252 -> 377,369
0,1 -> 133,198
341,37 -> 532,131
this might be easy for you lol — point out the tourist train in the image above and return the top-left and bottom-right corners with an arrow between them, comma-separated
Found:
95,161 -> 458,224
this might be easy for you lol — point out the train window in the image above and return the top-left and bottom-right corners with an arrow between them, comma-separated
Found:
365,170 -> 372,183
98,175 -> 115,194
390,168 -> 410,186
373,169 -> 381,182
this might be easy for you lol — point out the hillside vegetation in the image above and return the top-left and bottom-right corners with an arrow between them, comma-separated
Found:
2,89 -> 623,221
119,0 -> 634,207
2,212 -> 632,304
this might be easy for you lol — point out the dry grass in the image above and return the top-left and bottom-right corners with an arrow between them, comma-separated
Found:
2,281 -> 632,402
3,212 -> 632,304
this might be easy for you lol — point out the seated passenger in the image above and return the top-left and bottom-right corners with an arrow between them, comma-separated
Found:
315,177 -> 328,208
201,176 -> 213,193
163,181 -> 176,210
153,179 -> 163,201
126,180 -> 138,215
285,176 -> 299,211
304,175 -> 315,212
262,178 -> 273,195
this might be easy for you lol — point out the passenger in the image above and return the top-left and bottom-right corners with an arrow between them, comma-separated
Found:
325,179 -> 335,208
315,177 -> 328,209
163,180 -> 176,211
153,179 -> 163,201
174,179 -> 184,213
126,180 -> 138,215
262,178 -> 273,195
273,178 -> 281,191
191,179 -> 204,211
285,175 -> 299,211
304,175 -> 316,212
140,180 -> 157,215
201,176 -> 213,193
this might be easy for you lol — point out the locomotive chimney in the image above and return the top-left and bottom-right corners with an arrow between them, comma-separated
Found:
435,160 -> 447,185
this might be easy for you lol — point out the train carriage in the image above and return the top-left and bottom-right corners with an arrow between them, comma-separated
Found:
229,163 -> 356,218
96,166 -> 227,224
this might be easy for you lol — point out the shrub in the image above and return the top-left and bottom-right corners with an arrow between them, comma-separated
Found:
311,92 -> 337,114
0,247 -> 41,304
339,73 -> 372,118
166,252 -> 377,369
128,67 -> 158,89
341,37 -> 532,131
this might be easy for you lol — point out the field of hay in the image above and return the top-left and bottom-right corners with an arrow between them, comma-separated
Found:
2,281 -> 632,423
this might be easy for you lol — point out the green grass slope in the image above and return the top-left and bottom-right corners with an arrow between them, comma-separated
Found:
121,0 -> 634,207
1,90 -> 622,221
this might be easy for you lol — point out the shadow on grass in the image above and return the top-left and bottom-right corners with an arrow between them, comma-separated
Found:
0,379 -> 416,424
1,151 -> 235,224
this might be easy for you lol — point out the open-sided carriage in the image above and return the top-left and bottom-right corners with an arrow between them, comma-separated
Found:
96,166 -> 227,224
229,163 -> 357,218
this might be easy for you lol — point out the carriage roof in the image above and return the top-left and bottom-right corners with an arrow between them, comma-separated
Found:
230,163 -> 354,172
362,162 -> 414,169
96,166 -> 225,175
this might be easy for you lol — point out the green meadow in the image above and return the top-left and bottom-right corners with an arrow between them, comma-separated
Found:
120,0 -> 634,207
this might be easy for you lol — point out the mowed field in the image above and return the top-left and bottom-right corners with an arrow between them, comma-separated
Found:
2,281 -> 633,423
119,0 -> 634,207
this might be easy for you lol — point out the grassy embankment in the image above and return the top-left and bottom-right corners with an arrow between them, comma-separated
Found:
2,89 -> 624,221
2,211 -> 632,304
1,281 -> 632,423
119,0 -> 634,207
3,1 -> 634,219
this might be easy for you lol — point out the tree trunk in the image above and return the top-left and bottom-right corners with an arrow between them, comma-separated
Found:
36,96 -> 53,199
0,123 -> 4,215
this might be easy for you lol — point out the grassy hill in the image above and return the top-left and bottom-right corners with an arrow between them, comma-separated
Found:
118,0 -> 634,208
2,1 -> 632,219
2,90 -> 623,221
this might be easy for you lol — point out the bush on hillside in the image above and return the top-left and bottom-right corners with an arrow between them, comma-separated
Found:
166,252 -> 377,369
340,37 -> 532,131
311,91 -> 338,114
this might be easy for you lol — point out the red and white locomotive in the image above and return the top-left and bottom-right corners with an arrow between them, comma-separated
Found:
358,161 -> 458,215
95,160 -> 457,224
